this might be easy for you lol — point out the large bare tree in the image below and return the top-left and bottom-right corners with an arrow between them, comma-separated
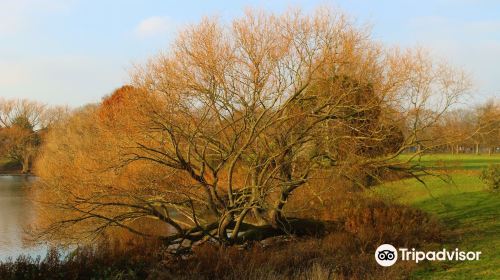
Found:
34,9 -> 470,248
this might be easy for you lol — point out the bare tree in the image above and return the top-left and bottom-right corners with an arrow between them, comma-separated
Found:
473,99 -> 500,154
0,99 -> 65,173
34,9 -> 470,248
424,99 -> 500,154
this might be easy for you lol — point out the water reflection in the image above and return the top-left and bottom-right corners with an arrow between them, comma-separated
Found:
0,175 -> 47,262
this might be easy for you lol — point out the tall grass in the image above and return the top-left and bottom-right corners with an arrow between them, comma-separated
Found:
0,194 -> 442,279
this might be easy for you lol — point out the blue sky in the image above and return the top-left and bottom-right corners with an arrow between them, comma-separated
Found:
1,0 -> 499,106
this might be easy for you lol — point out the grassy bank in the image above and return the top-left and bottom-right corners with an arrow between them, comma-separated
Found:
376,154 -> 499,279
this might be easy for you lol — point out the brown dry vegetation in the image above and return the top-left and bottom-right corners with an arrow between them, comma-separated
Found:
0,99 -> 66,173
1,193 -> 443,279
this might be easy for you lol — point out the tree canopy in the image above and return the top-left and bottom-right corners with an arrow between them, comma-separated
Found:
33,9 -> 470,248
0,98 -> 65,173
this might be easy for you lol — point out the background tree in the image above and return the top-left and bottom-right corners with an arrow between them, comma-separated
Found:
474,99 -> 500,154
34,9 -> 470,248
0,98 -> 65,173
420,98 -> 500,154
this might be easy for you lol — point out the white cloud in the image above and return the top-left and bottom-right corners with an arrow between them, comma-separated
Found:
0,0 -> 73,35
134,16 -> 171,39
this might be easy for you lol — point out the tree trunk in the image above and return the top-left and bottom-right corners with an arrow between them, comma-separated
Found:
230,209 -> 250,240
21,155 -> 30,173
251,168 -> 268,225
268,185 -> 300,231
217,215 -> 232,244
475,143 -> 479,155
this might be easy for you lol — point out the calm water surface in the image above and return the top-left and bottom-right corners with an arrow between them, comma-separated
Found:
0,175 -> 47,262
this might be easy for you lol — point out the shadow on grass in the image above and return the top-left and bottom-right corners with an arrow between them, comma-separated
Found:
411,191 -> 499,279
415,192 -> 499,234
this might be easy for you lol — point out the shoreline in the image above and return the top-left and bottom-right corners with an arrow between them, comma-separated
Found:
0,171 -> 35,176
0,173 -> 34,176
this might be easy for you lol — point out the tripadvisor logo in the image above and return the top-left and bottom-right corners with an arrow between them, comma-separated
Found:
375,244 -> 398,267
374,244 -> 482,267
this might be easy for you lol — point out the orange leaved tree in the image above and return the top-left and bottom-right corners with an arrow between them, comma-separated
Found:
34,9 -> 470,248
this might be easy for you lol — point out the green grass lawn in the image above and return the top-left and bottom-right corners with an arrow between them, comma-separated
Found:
398,153 -> 500,170
375,154 -> 499,279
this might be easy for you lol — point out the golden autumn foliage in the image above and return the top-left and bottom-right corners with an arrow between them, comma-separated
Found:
0,98 -> 66,173
33,8 -> 470,248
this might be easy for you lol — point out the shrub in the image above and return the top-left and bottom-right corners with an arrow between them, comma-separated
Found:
480,164 -> 500,191
0,195 -> 442,279
0,238 -> 161,280
338,198 -> 443,252
150,233 -> 414,280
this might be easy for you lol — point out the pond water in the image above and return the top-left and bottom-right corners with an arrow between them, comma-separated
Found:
0,175 -> 47,262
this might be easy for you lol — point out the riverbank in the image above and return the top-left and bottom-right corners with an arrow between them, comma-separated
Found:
0,191 -> 442,279
0,158 -> 30,175
0,155 -> 497,279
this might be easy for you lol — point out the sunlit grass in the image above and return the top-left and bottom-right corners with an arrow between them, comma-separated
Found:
398,153 -> 500,170
373,173 -> 487,204
375,155 -> 499,279
411,191 -> 500,279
